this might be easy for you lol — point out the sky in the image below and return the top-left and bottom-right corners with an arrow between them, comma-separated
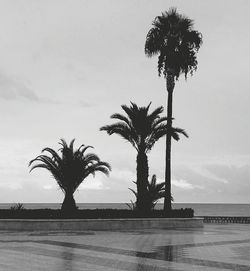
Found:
0,0 -> 249,204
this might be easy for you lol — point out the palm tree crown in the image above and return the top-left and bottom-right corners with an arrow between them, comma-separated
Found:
100,102 -> 168,153
100,102 -> 188,151
29,139 -> 111,211
145,7 -> 202,79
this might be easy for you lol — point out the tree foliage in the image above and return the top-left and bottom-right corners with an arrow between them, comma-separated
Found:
145,7 -> 202,79
100,102 -> 168,153
128,174 -> 173,210
29,139 -> 111,212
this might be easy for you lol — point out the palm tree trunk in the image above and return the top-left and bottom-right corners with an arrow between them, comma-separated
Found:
61,191 -> 77,213
136,150 -> 149,212
164,74 -> 175,212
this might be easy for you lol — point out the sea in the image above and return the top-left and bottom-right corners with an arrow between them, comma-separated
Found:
1,203 -> 250,217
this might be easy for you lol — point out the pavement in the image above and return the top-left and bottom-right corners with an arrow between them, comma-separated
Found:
0,224 -> 250,270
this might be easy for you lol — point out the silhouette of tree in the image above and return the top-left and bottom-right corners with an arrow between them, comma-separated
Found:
29,139 -> 111,213
129,174 -> 173,210
145,8 -> 202,211
100,102 -> 186,212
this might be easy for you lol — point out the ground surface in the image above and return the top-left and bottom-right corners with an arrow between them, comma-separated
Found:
0,224 -> 250,270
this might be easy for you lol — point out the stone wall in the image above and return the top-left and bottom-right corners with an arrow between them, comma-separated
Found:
0,218 -> 203,231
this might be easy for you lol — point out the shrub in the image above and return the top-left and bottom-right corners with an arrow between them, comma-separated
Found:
10,203 -> 25,211
0,208 -> 193,219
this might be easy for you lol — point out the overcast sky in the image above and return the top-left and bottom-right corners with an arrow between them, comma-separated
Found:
0,0 -> 249,204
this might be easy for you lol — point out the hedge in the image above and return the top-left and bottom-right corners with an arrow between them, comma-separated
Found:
0,208 -> 193,219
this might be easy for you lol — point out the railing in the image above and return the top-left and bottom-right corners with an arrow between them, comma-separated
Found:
202,216 -> 250,224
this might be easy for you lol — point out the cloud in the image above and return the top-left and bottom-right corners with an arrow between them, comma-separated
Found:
192,165 -> 229,184
171,158 -> 250,202
0,72 -> 39,102
205,164 -> 250,188
43,184 -> 56,190
0,72 -> 73,105
173,154 -> 250,186
78,175 -> 107,190
172,179 -> 195,190
110,168 -> 135,182
175,154 -> 250,169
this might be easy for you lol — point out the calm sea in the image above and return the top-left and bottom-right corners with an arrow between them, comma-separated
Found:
1,203 -> 250,216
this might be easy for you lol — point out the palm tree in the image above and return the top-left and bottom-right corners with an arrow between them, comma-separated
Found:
145,8 -> 202,211
147,174 -> 168,210
29,139 -> 111,213
128,174 -> 173,210
100,102 -> 187,212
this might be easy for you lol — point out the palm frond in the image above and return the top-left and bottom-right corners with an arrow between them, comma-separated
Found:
29,155 -> 58,170
151,117 -> 167,132
171,127 -> 189,141
29,163 -> 51,173
100,122 -> 138,151
84,153 -> 101,163
145,27 -> 163,57
110,113 -> 130,126
146,124 -> 167,151
148,106 -> 164,122
69,139 -> 75,151
80,145 -> 93,155
126,200 -> 137,210
151,174 -> 157,186
90,162 -> 111,176
42,148 -> 62,164
128,187 -> 137,198
59,138 -> 68,149
121,104 -> 134,120
100,122 -> 129,135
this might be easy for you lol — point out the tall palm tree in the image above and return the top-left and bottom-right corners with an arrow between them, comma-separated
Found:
29,139 -> 111,213
100,102 -> 187,212
145,8 -> 202,211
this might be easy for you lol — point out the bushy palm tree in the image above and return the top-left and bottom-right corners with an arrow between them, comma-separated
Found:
100,102 -> 186,212
147,175 -> 168,210
29,139 -> 111,213
145,8 -> 202,211
129,175 -> 171,210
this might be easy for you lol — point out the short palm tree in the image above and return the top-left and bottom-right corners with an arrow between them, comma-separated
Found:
145,8 -> 202,211
100,102 -> 186,212
29,139 -> 111,213
147,174 -> 167,210
128,175 -> 172,210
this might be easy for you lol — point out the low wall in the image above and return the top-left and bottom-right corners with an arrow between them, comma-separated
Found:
0,218 -> 203,231
203,216 -> 250,224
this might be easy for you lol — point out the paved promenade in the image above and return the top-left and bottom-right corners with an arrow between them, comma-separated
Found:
0,224 -> 250,270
